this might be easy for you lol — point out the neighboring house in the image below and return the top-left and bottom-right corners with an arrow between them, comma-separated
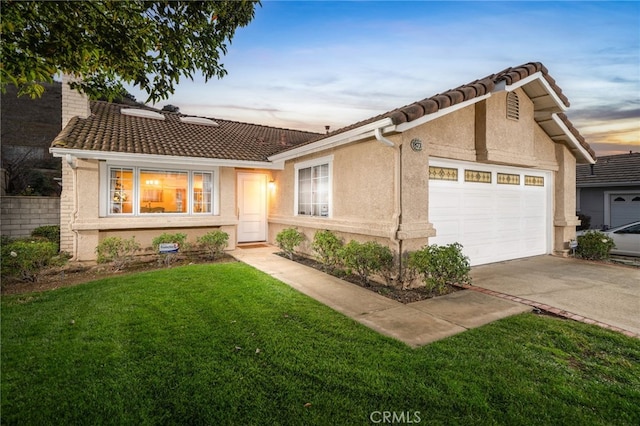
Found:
576,152 -> 640,229
50,62 -> 596,266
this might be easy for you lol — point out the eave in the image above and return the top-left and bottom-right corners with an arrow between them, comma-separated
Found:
536,114 -> 596,164
495,72 -> 595,165
49,147 -> 284,170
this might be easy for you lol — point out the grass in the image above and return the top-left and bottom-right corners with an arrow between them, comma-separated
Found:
2,262 -> 639,425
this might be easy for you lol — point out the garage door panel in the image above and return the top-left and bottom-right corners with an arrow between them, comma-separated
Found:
431,220 -> 461,241
429,161 -> 549,266
610,193 -> 640,227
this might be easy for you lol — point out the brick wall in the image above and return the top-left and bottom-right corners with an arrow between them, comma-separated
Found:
1,196 -> 60,238
59,161 -> 75,253
61,74 -> 90,129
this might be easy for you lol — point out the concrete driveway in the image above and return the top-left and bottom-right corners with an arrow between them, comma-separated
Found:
470,255 -> 640,335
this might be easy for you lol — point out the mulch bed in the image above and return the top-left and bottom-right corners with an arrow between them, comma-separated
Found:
276,252 -> 459,304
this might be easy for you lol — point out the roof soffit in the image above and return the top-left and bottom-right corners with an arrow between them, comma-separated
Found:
49,147 -> 286,170
494,72 -> 567,116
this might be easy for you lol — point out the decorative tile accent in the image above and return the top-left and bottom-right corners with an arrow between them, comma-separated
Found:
497,173 -> 520,185
464,169 -> 492,183
429,166 -> 458,181
525,175 -> 544,186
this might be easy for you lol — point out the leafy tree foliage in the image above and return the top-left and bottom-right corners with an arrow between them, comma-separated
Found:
1,0 -> 259,102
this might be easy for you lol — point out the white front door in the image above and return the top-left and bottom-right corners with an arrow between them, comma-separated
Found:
237,173 -> 267,243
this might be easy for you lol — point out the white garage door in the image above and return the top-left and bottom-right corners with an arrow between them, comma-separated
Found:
429,159 -> 551,266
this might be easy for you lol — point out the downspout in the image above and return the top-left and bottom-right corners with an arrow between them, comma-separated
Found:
374,128 -> 403,283
65,154 -> 80,261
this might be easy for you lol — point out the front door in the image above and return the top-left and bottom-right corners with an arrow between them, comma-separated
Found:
237,173 -> 267,243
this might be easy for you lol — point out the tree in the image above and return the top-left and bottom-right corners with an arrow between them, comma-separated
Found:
0,0 -> 259,102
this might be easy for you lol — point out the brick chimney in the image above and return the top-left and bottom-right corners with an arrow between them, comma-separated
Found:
61,74 -> 90,129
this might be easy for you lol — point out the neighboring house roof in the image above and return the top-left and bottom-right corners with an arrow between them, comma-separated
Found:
576,152 -> 640,187
273,62 -> 595,164
51,101 -> 321,163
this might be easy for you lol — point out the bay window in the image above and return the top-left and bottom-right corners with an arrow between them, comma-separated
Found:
294,156 -> 332,217
105,165 -> 217,216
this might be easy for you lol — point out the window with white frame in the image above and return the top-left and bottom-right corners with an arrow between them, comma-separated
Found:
295,156 -> 332,217
106,165 -> 216,216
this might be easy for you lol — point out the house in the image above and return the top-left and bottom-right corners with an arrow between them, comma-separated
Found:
576,152 -> 640,229
50,62 -> 596,266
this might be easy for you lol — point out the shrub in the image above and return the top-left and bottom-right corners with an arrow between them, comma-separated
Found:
408,243 -> 471,294
340,240 -> 394,286
576,230 -> 615,260
1,239 -> 61,281
31,225 -> 60,245
1,235 -> 13,246
198,230 -> 229,259
152,232 -> 188,266
312,230 -> 343,272
276,228 -> 304,260
96,236 -> 141,271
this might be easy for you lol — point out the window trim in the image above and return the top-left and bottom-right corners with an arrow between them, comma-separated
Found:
99,161 -> 219,217
293,155 -> 333,218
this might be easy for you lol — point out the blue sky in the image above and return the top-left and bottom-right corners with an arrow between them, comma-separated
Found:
129,0 -> 640,156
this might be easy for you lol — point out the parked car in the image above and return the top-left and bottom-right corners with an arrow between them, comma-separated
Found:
583,221 -> 640,257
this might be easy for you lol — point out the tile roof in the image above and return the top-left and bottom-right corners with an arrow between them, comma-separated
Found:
52,62 -> 595,164
576,152 -> 640,185
51,101 -> 321,162
282,62 -> 595,161
555,112 -> 597,160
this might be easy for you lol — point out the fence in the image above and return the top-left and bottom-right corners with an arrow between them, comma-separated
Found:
1,196 -> 60,238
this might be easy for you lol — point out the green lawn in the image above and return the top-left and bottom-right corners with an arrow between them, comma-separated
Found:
2,262 -> 639,425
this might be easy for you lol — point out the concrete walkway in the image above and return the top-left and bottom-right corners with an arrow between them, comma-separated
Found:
469,255 -> 640,338
230,245 -> 530,347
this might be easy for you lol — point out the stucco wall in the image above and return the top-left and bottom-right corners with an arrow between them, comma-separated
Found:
268,137 -> 401,254
553,144 -> 580,253
483,89 -> 537,166
268,90 -> 575,261
411,104 -> 477,162
59,158 -> 244,261
1,196 -> 60,238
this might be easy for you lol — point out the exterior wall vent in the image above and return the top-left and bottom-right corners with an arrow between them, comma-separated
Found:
506,92 -> 519,121
121,108 -> 165,120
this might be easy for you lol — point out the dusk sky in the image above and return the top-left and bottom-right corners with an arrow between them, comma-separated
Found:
128,0 -> 640,157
